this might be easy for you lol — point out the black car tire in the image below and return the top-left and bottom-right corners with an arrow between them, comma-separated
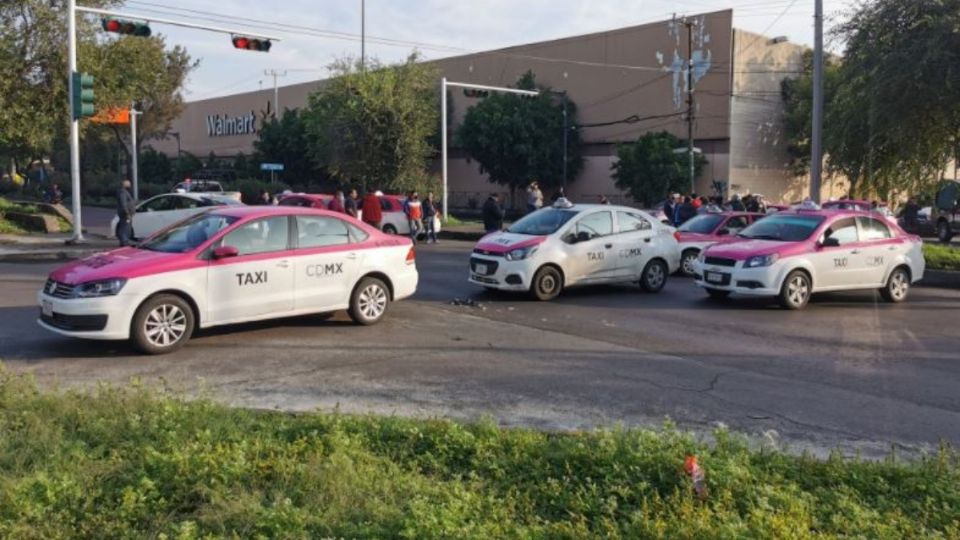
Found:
937,221 -> 953,244
530,265 -> 562,301
778,270 -> 811,310
382,224 -> 398,235
131,294 -> 195,355
348,277 -> 390,325
880,267 -> 910,303
640,259 -> 668,293
680,249 -> 698,277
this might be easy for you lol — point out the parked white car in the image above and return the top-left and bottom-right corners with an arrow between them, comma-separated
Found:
469,199 -> 681,300
109,192 -> 243,240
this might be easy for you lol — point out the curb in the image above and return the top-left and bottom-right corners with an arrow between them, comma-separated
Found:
918,269 -> 960,289
0,250 -> 101,263
438,230 -> 486,242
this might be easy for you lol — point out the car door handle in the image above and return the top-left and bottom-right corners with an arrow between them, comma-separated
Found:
604,244 -> 613,249
643,238 -> 651,243
850,250 -> 861,255
276,260 -> 290,268
346,253 -> 357,260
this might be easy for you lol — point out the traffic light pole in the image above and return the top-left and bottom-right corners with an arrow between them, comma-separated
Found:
130,103 -> 142,201
440,79 -> 539,219
67,0 -> 83,243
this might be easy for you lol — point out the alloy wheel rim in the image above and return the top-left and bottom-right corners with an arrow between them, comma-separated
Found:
891,271 -> 908,299
788,275 -> 809,306
682,254 -> 695,275
647,263 -> 665,288
145,304 -> 187,347
359,284 -> 387,319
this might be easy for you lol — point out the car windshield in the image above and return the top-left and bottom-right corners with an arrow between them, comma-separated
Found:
139,213 -> 238,253
508,208 -> 579,236
679,214 -> 725,234
737,214 -> 824,242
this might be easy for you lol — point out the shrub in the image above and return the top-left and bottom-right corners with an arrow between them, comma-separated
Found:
924,243 -> 960,271
235,178 -> 291,205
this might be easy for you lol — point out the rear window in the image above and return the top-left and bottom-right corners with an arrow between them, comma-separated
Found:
679,214 -> 724,234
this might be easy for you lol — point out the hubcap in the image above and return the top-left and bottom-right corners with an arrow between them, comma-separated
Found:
359,284 -> 387,320
647,263 -> 665,288
540,274 -> 557,293
682,254 -> 696,275
787,275 -> 809,306
144,304 -> 187,347
890,271 -> 909,299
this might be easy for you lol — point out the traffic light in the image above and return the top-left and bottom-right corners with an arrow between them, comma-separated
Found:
101,17 -> 152,37
71,72 -> 95,120
463,88 -> 490,98
232,36 -> 272,52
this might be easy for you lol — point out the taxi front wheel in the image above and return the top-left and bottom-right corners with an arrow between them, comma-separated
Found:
779,270 -> 811,310
131,294 -> 195,355
530,266 -> 562,301
349,277 -> 390,325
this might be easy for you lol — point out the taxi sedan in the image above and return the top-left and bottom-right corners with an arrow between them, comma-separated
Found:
38,206 -> 418,354
692,208 -> 925,309
469,200 -> 681,300
676,211 -> 764,276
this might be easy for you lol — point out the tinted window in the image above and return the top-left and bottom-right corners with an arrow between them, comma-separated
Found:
724,216 -> 750,232
347,223 -> 369,242
297,216 -> 350,248
139,214 -> 237,253
508,208 -> 579,236
177,196 -> 199,210
738,214 -> 825,242
678,214 -> 724,234
222,216 -> 290,256
824,218 -> 859,245
858,217 -> 892,241
617,211 -> 651,233
574,211 -> 613,238
141,196 -> 175,212
279,197 -> 309,207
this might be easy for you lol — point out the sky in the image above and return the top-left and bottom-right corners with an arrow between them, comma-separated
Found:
105,0 -> 852,101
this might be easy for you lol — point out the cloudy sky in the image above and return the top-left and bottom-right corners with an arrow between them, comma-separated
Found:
108,0 -> 851,101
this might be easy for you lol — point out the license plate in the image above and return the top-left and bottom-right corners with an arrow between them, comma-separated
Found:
706,271 -> 724,284
41,300 -> 53,317
475,263 -> 488,275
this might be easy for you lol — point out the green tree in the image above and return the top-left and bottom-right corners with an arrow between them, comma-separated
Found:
254,109 -> 324,184
303,54 -> 439,191
139,147 -> 172,184
611,131 -> 706,207
780,51 -> 841,177
456,71 -> 583,196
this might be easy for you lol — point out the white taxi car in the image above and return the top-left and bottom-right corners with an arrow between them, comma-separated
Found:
109,192 -> 243,240
469,199 -> 681,300
692,208 -> 925,309
40,206 -> 417,354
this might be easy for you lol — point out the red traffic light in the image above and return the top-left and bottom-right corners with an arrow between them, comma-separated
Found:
101,18 -> 151,37
232,36 -> 272,52
104,19 -> 121,32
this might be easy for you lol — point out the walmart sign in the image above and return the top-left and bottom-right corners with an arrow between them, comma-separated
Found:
206,112 -> 256,137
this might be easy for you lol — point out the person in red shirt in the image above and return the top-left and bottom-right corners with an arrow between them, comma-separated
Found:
328,188 -> 346,213
691,193 -> 703,209
361,189 -> 383,230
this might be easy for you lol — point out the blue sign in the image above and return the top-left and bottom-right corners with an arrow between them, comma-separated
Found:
260,163 -> 284,171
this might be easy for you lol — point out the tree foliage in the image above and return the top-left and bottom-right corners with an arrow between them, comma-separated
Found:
303,54 -> 439,191
782,0 -> 960,198
611,131 -> 706,207
456,71 -> 583,194
254,109 -> 325,183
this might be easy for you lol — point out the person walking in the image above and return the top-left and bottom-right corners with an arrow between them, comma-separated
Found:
116,178 -> 136,247
258,189 -> 272,205
328,188 -> 346,213
900,197 -> 920,233
361,189 -> 383,230
598,195 -> 610,205
482,193 -> 505,233
526,181 -> 544,213
344,188 -> 359,218
403,191 -> 424,243
423,192 -> 439,243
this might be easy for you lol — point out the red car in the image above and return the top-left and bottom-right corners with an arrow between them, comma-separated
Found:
676,211 -> 765,276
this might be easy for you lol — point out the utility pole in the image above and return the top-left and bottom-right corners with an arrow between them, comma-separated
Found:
264,69 -> 288,118
810,0 -> 824,202
67,0 -> 83,243
685,17 -> 696,195
130,103 -> 143,201
361,0 -> 366,72
561,92 -> 569,189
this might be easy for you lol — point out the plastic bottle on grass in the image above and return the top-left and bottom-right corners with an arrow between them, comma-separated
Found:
684,455 -> 708,500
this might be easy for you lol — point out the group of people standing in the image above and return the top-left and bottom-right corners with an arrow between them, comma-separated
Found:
663,192 -> 768,227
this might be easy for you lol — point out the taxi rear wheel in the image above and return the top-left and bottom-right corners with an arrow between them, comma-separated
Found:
131,294 -> 195,355
640,259 -> 668,293
779,270 -> 811,310
680,250 -> 698,277
349,277 -> 390,325
880,267 -> 910,303
382,224 -> 398,235
530,266 -> 562,301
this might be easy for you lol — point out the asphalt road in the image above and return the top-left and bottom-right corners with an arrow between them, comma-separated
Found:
0,241 -> 958,458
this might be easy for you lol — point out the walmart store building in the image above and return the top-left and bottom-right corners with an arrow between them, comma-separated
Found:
152,10 -> 839,208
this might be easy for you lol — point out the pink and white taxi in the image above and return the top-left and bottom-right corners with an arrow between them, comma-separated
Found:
692,208 -> 925,309
469,199 -> 681,300
676,211 -> 764,276
38,206 -> 417,354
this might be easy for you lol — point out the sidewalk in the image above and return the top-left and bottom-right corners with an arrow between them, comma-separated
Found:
0,233 -> 115,263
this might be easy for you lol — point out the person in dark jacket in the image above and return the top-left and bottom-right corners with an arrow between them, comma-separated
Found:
900,197 -> 920,233
422,192 -> 439,243
360,190 -> 383,230
344,189 -> 359,218
116,179 -> 136,246
677,196 -> 697,225
729,193 -> 746,212
482,193 -> 505,233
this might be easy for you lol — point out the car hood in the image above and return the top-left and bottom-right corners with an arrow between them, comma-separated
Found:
474,232 -> 548,254
703,239 -> 808,261
49,247 -> 200,284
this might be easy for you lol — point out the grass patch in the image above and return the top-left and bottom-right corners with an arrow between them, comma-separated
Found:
0,369 -> 957,538
924,243 -> 960,271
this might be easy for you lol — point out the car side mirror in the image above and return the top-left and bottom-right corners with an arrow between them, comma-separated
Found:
212,245 -> 239,259
576,231 -> 592,243
563,233 -> 578,244
821,237 -> 840,248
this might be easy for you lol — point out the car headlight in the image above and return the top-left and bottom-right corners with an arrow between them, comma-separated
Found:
505,246 -> 538,261
75,278 -> 127,298
744,254 -> 780,268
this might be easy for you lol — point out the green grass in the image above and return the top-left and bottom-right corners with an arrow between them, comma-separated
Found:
924,243 -> 960,271
0,368 -> 958,539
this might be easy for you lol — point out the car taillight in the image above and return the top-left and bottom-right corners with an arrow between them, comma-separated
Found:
673,231 -> 681,242
406,247 -> 416,264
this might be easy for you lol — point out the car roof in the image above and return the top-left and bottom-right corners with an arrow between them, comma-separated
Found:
773,208 -> 884,219
208,205 -> 340,219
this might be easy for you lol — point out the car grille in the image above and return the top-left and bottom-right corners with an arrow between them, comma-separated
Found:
40,312 -> 108,332
470,257 -> 499,276
472,248 -> 504,257
44,279 -> 76,299
704,257 -> 737,267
